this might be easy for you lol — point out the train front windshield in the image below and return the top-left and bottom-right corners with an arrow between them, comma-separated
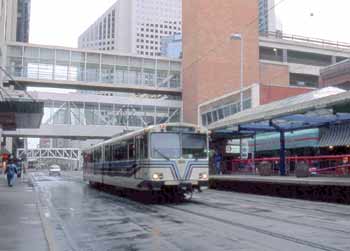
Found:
181,134 -> 207,159
151,133 -> 208,160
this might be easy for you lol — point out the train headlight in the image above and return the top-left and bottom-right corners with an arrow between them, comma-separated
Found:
199,173 -> 208,180
152,173 -> 164,180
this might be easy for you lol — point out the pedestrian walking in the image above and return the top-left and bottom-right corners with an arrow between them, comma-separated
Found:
4,156 -> 18,187
214,150 -> 222,175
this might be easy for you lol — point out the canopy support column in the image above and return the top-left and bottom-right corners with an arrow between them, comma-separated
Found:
270,120 -> 287,176
279,131 -> 286,176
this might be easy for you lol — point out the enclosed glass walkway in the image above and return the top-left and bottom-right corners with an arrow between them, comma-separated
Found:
4,42 -> 182,93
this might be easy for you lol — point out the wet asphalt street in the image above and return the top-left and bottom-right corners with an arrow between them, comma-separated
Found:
32,171 -> 350,251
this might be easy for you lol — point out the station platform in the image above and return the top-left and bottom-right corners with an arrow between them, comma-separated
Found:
209,175 -> 350,204
0,174 -> 48,251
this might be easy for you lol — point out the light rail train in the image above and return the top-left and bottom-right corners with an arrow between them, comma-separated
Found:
83,123 -> 209,198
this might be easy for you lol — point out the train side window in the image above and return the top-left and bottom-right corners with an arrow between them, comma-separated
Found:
112,144 -> 118,161
144,136 -> 148,158
138,135 -> 148,159
128,139 -> 135,160
93,148 -> 102,163
105,145 -> 112,162
112,142 -> 128,161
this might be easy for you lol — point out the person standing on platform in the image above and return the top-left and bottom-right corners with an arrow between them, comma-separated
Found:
214,150 -> 223,175
4,156 -> 18,187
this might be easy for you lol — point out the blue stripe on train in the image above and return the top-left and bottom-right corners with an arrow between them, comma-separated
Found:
141,161 -> 180,180
183,161 -> 208,180
88,160 -> 207,180
90,160 -> 180,180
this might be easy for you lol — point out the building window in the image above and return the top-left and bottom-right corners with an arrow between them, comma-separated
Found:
287,50 -> 332,66
290,73 -> 319,88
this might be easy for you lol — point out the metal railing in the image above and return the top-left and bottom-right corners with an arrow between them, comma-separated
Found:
4,43 -> 182,91
5,65 -> 181,89
261,31 -> 350,51
225,155 -> 350,177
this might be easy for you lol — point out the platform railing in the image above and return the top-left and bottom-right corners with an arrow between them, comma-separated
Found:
224,155 -> 350,177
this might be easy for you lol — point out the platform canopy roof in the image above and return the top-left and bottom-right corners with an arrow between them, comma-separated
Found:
209,87 -> 350,133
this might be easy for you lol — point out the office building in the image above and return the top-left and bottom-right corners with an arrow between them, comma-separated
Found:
78,0 -> 182,57
0,0 -> 18,43
259,0 -> 277,33
0,0 -> 31,43
16,0 -> 31,42
160,33 -> 182,58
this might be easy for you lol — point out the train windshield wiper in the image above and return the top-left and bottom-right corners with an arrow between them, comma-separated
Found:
154,148 -> 171,161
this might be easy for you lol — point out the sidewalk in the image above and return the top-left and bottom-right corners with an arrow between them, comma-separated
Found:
0,174 -> 48,251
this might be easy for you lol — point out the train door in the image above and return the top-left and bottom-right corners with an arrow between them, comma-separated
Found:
101,146 -> 105,185
104,144 -> 112,180
135,134 -> 148,179
136,136 -> 142,178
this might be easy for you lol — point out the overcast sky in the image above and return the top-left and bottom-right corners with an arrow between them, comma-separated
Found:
30,0 -> 350,47
275,0 -> 350,43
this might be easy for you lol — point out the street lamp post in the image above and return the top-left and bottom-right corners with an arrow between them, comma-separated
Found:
230,33 -> 244,112
230,33 -> 245,166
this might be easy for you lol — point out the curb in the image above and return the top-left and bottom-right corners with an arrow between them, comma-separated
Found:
29,173 -> 58,251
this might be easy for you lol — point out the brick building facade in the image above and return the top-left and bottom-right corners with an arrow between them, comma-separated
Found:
182,0 -> 348,126
183,0 -> 260,124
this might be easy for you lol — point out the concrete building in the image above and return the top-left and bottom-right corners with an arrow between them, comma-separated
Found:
0,0 -> 33,155
16,0 -> 31,43
259,33 -> 349,89
0,0 -> 30,43
320,59 -> 350,90
0,0 -> 17,43
78,0 -> 182,57
259,0 -> 277,34
1,0 -> 31,92
182,0 -> 350,126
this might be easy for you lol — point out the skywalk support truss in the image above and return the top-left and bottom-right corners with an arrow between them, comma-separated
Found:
17,148 -> 81,161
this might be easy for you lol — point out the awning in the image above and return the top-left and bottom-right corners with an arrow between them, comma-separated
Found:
209,87 -> 350,131
319,124 -> 350,147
